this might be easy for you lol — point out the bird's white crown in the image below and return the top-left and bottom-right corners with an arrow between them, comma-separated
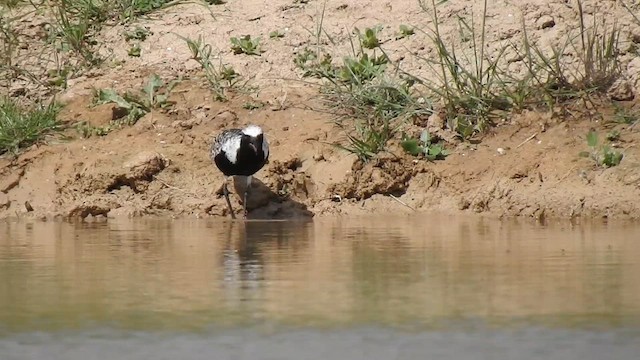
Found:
242,125 -> 263,137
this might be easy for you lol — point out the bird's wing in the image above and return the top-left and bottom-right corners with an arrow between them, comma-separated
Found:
210,128 -> 242,160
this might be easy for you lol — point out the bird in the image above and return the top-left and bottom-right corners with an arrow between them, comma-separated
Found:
210,124 -> 269,219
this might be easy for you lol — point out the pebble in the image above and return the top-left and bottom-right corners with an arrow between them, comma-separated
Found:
537,15 -> 555,29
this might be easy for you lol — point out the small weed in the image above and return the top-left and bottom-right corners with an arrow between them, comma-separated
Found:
335,119 -> 394,161
294,48 -> 336,78
47,67 -> 71,88
230,35 -> 262,55
269,30 -> 285,39
93,74 -> 177,125
242,101 -> 264,110
356,27 -> 382,49
401,129 -> 449,161
53,0 -> 101,66
124,26 -> 151,42
128,43 -> 141,57
119,0 -> 185,21
180,35 -> 247,101
0,98 -> 61,155
396,25 -> 415,39
579,129 -> 623,168
606,129 -> 620,142
74,121 -> 116,138
338,53 -> 389,85
612,102 -> 639,125
205,0 -> 226,4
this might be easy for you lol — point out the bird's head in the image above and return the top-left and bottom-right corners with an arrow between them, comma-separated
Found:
241,125 -> 267,156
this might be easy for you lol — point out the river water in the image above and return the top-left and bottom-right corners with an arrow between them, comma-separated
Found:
0,215 -> 639,359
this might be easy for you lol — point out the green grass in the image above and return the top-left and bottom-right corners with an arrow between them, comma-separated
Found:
304,0 -> 629,161
0,98 -> 61,154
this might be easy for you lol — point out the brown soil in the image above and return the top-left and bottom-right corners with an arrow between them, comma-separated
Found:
1,0 -> 640,221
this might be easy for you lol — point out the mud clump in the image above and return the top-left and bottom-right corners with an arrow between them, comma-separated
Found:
60,151 -> 168,218
67,197 -> 118,218
266,158 -> 316,201
119,151 -> 169,191
329,154 -> 424,200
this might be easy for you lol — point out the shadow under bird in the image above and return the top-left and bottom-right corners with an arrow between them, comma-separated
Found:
211,124 -> 269,219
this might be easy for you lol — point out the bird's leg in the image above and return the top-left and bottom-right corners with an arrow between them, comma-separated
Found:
223,176 -> 236,220
242,176 -> 252,219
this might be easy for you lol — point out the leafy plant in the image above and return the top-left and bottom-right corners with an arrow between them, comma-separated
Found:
230,35 -> 262,55
0,98 -> 61,154
269,30 -> 285,39
401,129 -> 449,161
180,34 -> 247,101
396,24 -> 415,39
356,27 -> 381,49
612,102 -> 639,125
128,43 -> 141,57
294,48 -> 336,78
93,74 -> 177,125
579,129 -> 623,168
242,101 -> 264,110
338,53 -> 388,85
124,26 -> 151,42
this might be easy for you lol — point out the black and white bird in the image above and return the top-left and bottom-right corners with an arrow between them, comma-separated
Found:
210,124 -> 269,219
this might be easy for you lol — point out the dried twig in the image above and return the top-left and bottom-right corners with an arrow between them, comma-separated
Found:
516,132 -> 538,149
389,194 -> 416,211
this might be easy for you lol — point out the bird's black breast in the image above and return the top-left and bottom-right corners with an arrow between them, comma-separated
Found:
214,146 -> 267,177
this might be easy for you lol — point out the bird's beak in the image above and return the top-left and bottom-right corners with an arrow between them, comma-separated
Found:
249,142 -> 257,153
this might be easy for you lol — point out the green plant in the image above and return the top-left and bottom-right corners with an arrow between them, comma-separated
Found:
516,0 -> 621,108
298,5 -> 430,161
205,0 -> 226,4
93,74 -> 177,125
338,52 -> 389,85
124,26 -> 151,42
401,129 -> 449,161
74,121 -> 116,138
180,34 -> 247,101
118,0 -> 185,21
128,43 -> 141,57
334,119 -> 394,161
53,0 -> 101,66
0,98 -> 61,154
356,27 -> 381,49
269,30 -> 285,39
579,129 -> 623,168
294,48 -> 336,78
396,24 -> 414,39
242,101 -> 263,110
416,0 -> 512,139
606,129 -> 620,142
612,102 -> 639,125
230,35 -> 262,55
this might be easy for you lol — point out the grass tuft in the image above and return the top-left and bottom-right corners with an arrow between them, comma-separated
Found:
0,98 -> 61,154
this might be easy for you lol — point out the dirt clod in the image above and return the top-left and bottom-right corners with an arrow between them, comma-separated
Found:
0,168 -> 24,193
329,155 -> 419,200
123,151 -> 168,181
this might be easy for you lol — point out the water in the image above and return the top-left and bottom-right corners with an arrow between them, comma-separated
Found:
0,215 -> 639,359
